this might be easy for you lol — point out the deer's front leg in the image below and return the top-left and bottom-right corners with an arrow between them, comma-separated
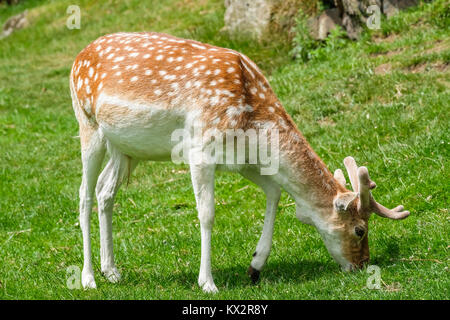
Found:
246,177 -> 281,283
190,162 -> 217,293
240,170 -> 280,283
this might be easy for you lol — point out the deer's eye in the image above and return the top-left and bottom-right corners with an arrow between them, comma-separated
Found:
355,226 -> 365,238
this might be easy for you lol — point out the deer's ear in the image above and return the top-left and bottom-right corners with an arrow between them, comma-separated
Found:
334,192 -> 359,213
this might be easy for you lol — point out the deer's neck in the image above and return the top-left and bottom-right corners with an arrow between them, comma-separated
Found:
273,123 -> 346,215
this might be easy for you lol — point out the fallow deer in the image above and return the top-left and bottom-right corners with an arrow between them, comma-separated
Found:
70,32 -> 410,293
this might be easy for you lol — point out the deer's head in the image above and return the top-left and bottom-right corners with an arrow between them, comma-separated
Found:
318,157 -> 410,271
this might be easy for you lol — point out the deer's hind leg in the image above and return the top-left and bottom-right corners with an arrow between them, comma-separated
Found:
96,143 -> 139,283
79,126 -> 107,289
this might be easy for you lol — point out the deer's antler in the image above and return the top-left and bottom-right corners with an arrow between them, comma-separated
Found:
339,156 -> 410,220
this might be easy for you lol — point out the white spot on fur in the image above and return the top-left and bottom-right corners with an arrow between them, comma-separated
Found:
77,78 -> 83,90
190,43 -> 206,50
226,106 -> 241,118
212,117 -> 220,124
164,74 -> 176,81
244,104 -> 253,112
210,96 -> 220,105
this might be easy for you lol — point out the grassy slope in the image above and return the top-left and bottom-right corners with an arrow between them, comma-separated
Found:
0,0 -> 448,299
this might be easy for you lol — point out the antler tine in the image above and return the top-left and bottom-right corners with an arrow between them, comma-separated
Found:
357,165 -> 408,219
334,169 -> 346,188
343,156 -> 359,192
392,205 -> 404,212
370,198 -> 410,220
343,157 -> 409,219
357,166 -> 371,210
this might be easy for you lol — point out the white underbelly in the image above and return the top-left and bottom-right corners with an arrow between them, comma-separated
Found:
95,94 -> 187,160
100,122 -> 181,160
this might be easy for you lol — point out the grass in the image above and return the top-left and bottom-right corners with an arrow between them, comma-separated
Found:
0,0 -> 448,299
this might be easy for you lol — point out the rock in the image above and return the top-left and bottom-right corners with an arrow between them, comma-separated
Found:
223,0 -> 420,41
383,0 -> 418,18
1,10 -> 28,39
341,12 -> 363,40
334,0 -> 382,39
309,8 -> 342,40
306,0 -> 382,41
271,0 -> 318,39
223,0 -> 272,39
223,0 -> 315,40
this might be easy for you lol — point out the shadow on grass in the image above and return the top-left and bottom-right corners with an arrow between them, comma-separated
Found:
132,259 -> 339,291
117,238 -> 413,290
372,241 -> 402,265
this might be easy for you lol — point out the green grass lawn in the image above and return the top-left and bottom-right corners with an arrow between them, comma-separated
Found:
0,0 -> 448,299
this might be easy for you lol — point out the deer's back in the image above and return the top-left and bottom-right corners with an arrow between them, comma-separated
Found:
70,32 -> 291,159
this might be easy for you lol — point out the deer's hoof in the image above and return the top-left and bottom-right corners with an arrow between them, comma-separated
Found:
102,267 -> 121,283
200,281 -> 218,293
198,276 -> 218,293
247,266 -> 260,284
81,272 -> 97,289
